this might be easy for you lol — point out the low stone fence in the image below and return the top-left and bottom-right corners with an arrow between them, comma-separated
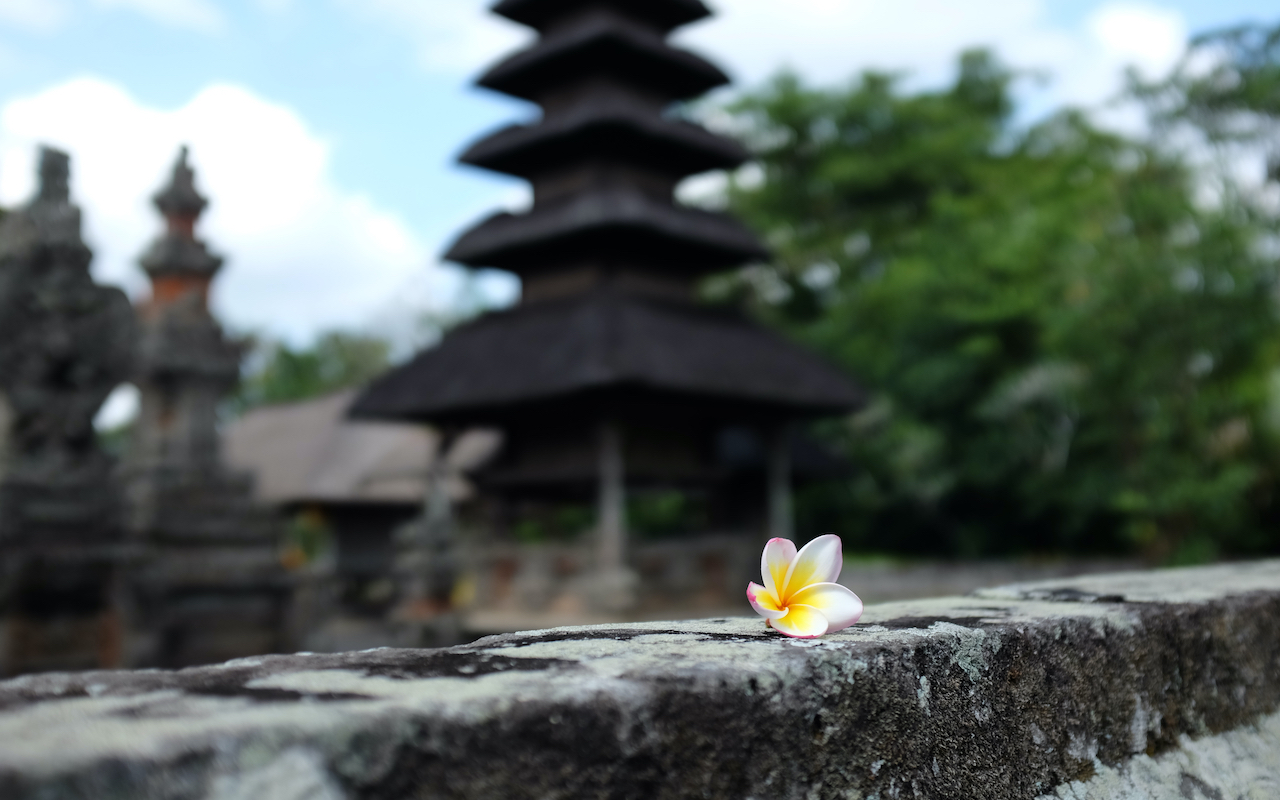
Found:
1,560 -> 1278,799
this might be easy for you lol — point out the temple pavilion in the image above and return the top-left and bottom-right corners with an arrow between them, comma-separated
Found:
352,0 -> 861,600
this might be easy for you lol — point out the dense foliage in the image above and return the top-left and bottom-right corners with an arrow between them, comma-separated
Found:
230,330 -> 392,413
713,41 -> 1280,562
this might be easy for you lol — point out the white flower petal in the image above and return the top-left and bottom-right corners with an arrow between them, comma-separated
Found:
782,534 -> 843,599
761,537 -> 796,600
789,582 -> 863,632
747,582 -> 786,619
769,604 -> 828,639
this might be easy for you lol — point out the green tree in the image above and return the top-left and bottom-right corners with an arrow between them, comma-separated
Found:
230,330 -> 392,414
1132,21 -> 1280,169
713,50 -> 1280,561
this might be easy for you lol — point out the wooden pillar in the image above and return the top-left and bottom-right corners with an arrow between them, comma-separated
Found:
597,420 -> 626,573
768,423 -> 794,540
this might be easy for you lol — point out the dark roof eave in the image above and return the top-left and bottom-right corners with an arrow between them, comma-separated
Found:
492,0 -> 711,32
459,116 -> 748,178
349,291 -> 863,426
352,381 -> 862,428
442,192 -> 769,269
478,17 -> 728,101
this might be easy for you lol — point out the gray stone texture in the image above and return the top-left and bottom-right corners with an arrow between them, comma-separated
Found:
0,147 -> 136,676
1039,709 -> 1280,799
0,560 -> 1277,798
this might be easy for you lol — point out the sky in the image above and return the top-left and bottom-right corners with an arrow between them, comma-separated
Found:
0,0 -> 1275,428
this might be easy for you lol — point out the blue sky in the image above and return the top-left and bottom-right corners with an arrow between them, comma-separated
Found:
0,0 -> 1276,359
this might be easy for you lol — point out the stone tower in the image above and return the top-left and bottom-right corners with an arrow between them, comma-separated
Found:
354,0 -> 862,613
0,147 -> 136,675
123,147 -> 292,668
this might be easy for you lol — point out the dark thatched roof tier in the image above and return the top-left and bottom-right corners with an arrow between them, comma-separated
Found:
350,288 -> 863,426
479,13 -> 727,102
355,285 -> 865,424
444,188 -> 767,274
493,0 -> 710,32
461,107 -> 746,179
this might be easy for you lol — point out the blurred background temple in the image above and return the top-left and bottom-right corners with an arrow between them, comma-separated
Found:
0,0 -> 866,671
1,0 -> 1279,674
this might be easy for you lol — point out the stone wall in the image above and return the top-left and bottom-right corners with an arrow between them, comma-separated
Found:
0,560 -> 1277,799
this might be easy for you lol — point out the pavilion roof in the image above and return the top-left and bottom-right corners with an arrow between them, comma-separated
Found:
224,389 -> 500,506
351,288 -> 863,426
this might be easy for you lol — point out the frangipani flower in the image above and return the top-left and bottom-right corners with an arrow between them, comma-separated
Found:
747,535 -> 863,638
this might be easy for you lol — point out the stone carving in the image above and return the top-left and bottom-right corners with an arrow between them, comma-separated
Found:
0,146 -> 136,675
122,146 -> 292,668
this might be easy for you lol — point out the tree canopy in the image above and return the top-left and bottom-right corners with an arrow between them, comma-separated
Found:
713,40 -> 1280,563
230,331 -> 392,414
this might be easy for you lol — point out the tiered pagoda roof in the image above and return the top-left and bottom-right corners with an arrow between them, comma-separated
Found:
353,0 -> 860,429
441,0 -> 767,282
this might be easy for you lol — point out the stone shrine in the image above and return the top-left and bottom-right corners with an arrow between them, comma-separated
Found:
122,147 -> 292,668
353,0 -> 863,612
0,147 -> 136,676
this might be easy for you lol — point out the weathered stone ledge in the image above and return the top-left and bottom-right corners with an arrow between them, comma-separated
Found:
1,560 -> 1278,799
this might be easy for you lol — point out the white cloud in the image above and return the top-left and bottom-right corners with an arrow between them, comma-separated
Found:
95,383 -> 138,430
1086,3 -> 1186,78
0,0 -> 71,32
0,77 -> 463,344
89,0 -> 225,34
676,0 -> 1187,121
334,0 -> 530,74
338,0 -> 1189,126
683,0 -> 1047,87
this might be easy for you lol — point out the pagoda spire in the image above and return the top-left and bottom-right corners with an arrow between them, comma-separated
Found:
130,146 -> 237,470
444,0 -> 766,297
155,146 -> 206,213
138,147 -> 222,311
124,146 -> 292,668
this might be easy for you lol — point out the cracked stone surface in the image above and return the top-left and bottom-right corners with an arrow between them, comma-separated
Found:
0,560 -> 1277,799
1037,707 -> 1280,799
